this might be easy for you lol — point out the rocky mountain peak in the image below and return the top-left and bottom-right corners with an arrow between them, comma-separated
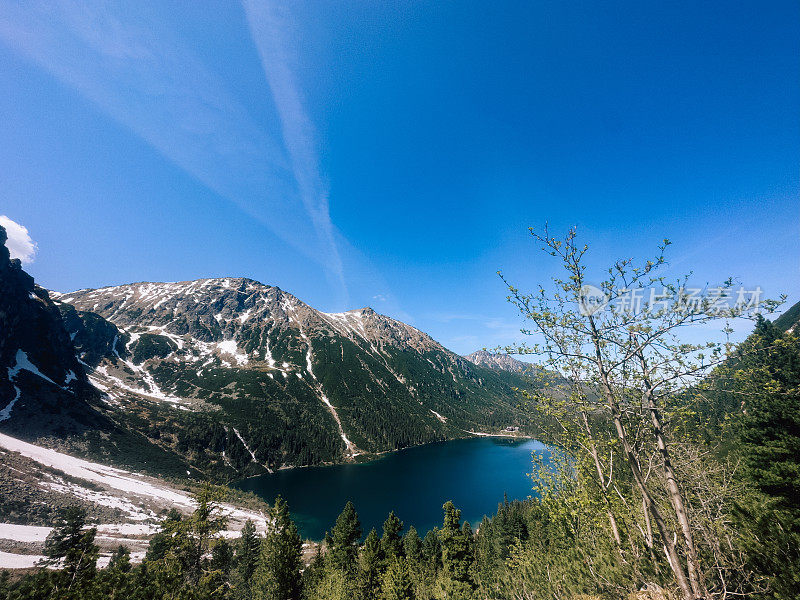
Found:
58,278 -> 448,359
0,224 -> 7,262
464,350 -> 531,373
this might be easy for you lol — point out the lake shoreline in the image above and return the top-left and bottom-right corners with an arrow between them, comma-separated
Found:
244,430 -> 536,478
235,437 -> 546,540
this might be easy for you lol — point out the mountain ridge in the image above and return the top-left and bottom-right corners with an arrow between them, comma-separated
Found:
43,276 -> 540,478
464,350 -> 533,373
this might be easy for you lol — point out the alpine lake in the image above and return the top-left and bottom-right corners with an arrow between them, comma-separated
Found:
236,436 -> 550,540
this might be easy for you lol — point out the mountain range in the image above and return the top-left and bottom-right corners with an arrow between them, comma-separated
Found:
0,226 -> 543,484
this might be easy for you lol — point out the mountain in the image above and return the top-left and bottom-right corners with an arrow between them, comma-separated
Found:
0,225 -> 102,438
464,350 -> 532,373
0,225 -> 204,530
46,278 -> 539,478
774,299 -> 800,334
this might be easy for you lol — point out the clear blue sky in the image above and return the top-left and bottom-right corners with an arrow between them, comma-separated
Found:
1,1 -> 798,354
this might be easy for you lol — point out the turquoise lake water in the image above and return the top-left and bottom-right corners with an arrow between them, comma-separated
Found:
236,436 -> 550,540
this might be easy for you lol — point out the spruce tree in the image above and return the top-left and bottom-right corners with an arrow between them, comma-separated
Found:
735,317 -> 800,514
143,484 -> 229,598
327,501 -> 362,574
731,317 -> 800,599
359,528 -> 383,600
381,512 -> 404,560
234,518 -> 262,596
402,527 -> 422,565
253,495 -> 303,600
95,546 -> 134,600
108,545 -> 132,573
211,538 -> 234,578
421,530 -> 442,571
436,502 -> 475,596
43,506 -> 100,597
380,557 -> 413,600
145,508 -> 183,562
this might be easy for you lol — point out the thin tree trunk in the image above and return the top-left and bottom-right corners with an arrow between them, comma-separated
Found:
585,317 -> 695,600
604,390 -> 694,600
581,411 -> 624,550
636,350 -> 707,599
648,394 -> 706,598
642,495 -> 659,568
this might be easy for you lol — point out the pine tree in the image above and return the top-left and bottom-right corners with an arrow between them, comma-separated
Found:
95,546 -> 134,600
359,529 -> 383,600
381,512 -> 404,560
436,502 -> 475,597
402,527 -> 422,565
253,495 -> 303,600
327,501 -> 362,574
730,317 -> 800,599
735,317 -> 800,514
43,506 -> 100,597
234,518 -> 262,598
300,545 -> 326,600
143,484 -> 229,598
190,484 -> 230,581
380,557 -> 413,600
421,530 -> 441,571
212,538 -> 234,578
145,508 -> 183,562
108,545 -> 132,573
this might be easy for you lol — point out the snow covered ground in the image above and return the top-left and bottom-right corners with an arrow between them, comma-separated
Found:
0,523 -> 51,543
0,432 -> 194,511
0,551 -> 44,569
0,432 -> 269,569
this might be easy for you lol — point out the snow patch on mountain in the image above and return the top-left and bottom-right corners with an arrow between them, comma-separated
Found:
430,409 -> 447,423
231,427 -> 272,472
0,386 -> 21,422
8,349 -> 58,387
218,339 -> 249,365
298,327 -> 360,456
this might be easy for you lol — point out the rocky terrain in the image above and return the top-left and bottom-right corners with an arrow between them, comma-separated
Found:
0,430 -> 268,569
464,349 -> 533,373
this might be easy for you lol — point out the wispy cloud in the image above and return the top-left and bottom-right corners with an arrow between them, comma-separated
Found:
0,216 -> 37,264
0,1 -> 346,300
241,0 -> 346,303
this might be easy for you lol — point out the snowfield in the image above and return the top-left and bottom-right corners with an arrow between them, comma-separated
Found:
0,551 -> 44,569
0,523 -> 51,543
0,432 -> 194,508
0,432 -> 269,569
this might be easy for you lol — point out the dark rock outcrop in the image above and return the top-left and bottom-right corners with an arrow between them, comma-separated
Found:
0,225 -> 101,437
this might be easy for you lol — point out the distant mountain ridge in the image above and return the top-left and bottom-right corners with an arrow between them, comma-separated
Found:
464,350 -> 532,373
0,217 -> 548,481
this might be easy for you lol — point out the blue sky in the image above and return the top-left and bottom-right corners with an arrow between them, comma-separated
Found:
1,0 -> 798,355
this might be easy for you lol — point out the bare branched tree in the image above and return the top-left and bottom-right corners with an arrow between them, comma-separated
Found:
499,227 -> 782,600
